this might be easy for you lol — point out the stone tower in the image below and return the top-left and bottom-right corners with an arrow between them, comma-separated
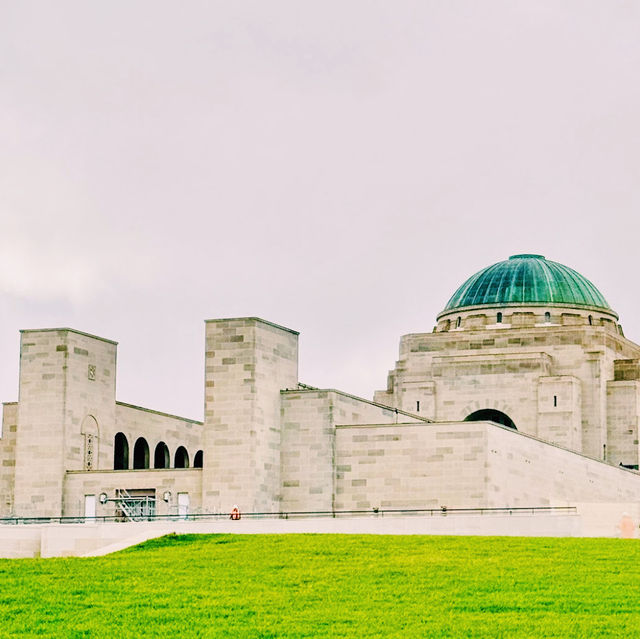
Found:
12,329 -> 117,517
202,318 -> 298,513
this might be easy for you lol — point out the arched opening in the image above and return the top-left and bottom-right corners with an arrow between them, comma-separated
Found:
456,317 -> 461,328
496,312 -> 502,324
114,432 -> 129,470
174,446 -> 189,468
193,450 -> 203,468
154,442 -> 170,469
588,315 -> 593,326
133,437 -> 150,469
544,311 -> 551,323
464,409 -> 516,430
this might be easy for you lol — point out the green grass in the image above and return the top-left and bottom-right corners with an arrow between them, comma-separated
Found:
1,534 -> 640,637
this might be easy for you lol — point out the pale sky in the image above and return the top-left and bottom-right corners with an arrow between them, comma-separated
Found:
1,1 -> 639,419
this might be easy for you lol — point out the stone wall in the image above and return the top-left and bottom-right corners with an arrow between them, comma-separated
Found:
280,389 -> 422,512
486,424 -> 640,506
335,420 -> 640,510
63,468 -> 203,518
335,422 -> 487,510
606,380 -> 640,468
377,325 -> 640,463
0,403 -> 17,516
115,402 -> 202,470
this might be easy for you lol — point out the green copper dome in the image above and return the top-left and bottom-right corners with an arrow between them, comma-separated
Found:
441,254 -> 612,315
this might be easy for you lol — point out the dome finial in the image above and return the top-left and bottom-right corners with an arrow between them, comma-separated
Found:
509,254 -> 545,260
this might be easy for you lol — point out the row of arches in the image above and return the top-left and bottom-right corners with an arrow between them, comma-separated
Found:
114,433 -> 203,471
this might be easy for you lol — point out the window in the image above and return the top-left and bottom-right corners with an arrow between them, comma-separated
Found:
114,433 -> 129,470
175,446 -> 189,469
588,315 -> 593,326
545,312 -> 551,323
193,450 -> 203,468
456,317 -> 461,328
154,442 -> 170,469
416,400 -> 420,412
553,395 -> 557,407
496,312 -> 502,324
133,438 -> 150,469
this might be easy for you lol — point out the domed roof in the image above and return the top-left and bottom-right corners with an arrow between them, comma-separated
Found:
440,254 -> 613,316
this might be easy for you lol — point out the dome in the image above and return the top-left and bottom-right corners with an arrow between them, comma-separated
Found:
439,254 -> 614,317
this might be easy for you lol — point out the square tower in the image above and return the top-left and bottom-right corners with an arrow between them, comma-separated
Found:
202,318 -> 298,513
13,329 -> 117,517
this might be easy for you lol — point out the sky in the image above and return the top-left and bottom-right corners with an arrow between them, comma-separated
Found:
1,1 -> 640,420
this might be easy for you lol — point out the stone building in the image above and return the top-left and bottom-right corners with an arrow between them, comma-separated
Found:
2,253 -> 640,520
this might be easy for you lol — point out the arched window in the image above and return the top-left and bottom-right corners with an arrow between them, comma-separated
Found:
456,317 -> 461,328
154,442 -> 170,469
193,450 -> 203,468
588,315 -> 593,326
496,312 -> 502,324
464,409 -> 517,430
133,437 -> 150,469
544,312 -> 551,323
175,446 -> 189,468
114,433 -> 129,470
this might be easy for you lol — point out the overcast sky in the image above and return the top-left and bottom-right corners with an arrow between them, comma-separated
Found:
1,1 -> 639,419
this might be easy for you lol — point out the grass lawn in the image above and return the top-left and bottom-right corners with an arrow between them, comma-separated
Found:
1,533 -> 639,637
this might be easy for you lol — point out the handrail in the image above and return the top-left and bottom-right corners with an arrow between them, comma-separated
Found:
0,505 -> 577,525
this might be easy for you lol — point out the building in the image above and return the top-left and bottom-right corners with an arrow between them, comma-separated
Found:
2,253 -> 640,521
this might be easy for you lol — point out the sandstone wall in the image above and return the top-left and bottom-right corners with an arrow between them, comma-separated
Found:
63,468 -> 202,518
0,403 -> 17,516
335,420 -> 640,510
115,402 -> 202,469
281,390 -> 423,512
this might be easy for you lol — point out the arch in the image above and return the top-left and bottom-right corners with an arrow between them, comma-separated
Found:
193,450 -> 203,468
544,311 -> 551,323
154,442 -> 170,469
464,409 -> 516,430
496,312 -> 502,324
133,437 -> 150,469
81,415 -> 99,471
174,446 -> 189,468
114,432 -> 129,470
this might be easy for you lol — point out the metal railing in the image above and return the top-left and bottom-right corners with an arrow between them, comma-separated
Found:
0,505 -> 577,525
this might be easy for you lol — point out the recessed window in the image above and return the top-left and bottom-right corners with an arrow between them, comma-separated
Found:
544,312 -> 551,323
588,315 -> 593,326
553,395 -> 557,407
416,400 -> 420,412
496,312 -> 502,324
456,317 -> 461,328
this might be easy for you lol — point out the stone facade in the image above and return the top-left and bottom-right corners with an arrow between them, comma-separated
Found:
374,323 -> 640,465
2,258 -> 640,519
